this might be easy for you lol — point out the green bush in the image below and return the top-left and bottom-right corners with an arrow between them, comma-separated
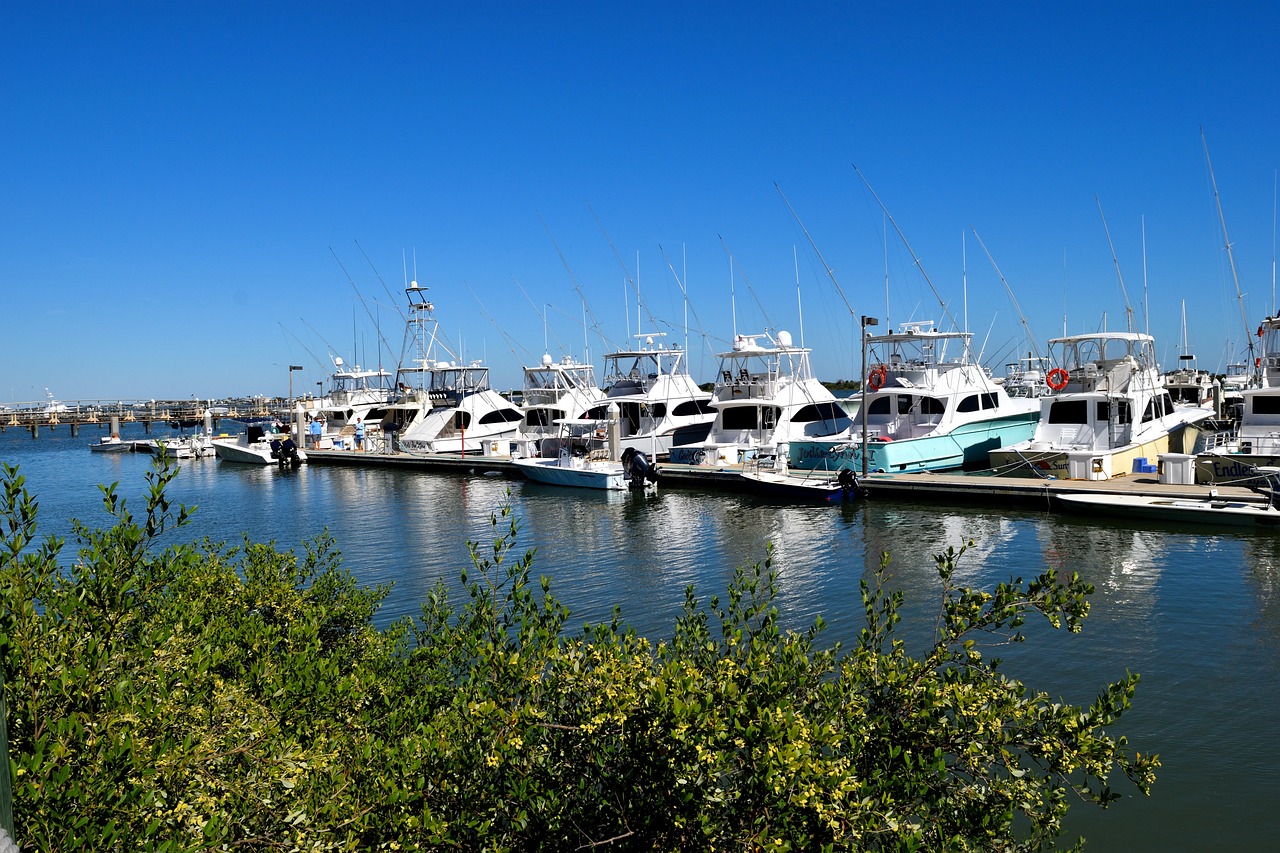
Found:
0,458 -> 1156,850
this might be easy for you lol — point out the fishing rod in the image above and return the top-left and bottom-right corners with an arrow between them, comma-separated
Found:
969,226 -> 1046,363
852,165 -> 967,351
538,211 -> 617,354
1094,195 -> 1137,333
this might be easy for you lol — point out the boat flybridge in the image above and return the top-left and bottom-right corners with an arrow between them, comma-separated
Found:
669,329 -> 849,466
990,329 -> 1212,479
517,352 -> 605,445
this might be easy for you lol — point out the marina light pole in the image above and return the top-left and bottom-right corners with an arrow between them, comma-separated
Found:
288,365 -> 303,409
861,315 -> 878,476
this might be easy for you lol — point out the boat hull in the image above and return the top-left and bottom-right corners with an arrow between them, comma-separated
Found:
213,438 -> 307,465
1195,452 -> 1280,486
789,412 -> 1039,474
738,469 -> 861,502
1057,492 -> 1280,527
989,421 -> 1202,480
514,457 -> 627,490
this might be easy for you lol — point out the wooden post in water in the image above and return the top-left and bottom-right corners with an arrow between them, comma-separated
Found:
28,424 -> 36,440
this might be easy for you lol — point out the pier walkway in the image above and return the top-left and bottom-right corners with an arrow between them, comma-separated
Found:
304,449 -> 1268,509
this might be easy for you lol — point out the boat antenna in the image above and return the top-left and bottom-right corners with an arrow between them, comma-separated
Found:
962,229 -> 969,334
794,245 -> 805,348
1142,214 -> 1151,337
659,242 -> 716,361
1202,126 -> 1255,371
719,235 -> 777,339
854,165 -> 965,342
883,213 -> 890,329
1272,169 -> 1277,316
1095,195 -> 1136,333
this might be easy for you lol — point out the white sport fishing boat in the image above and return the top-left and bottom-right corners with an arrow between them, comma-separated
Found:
1197,315 -> 1280,484
989,330 -> 1212,479
593,333 -> 715,458
518,353 -> 605,445
394,283 -> 525,455
669,329 -> 849,466
788,321 -> 1039,473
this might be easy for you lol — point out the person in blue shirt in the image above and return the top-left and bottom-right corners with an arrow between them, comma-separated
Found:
309,416 -> 322,448
355,418 -> 365,450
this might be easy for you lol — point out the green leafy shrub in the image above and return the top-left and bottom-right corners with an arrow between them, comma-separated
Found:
0,459 -> 1156,850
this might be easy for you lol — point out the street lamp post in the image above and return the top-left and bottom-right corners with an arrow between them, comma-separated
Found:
288,365 -> 303,409
860,316 -> 879,476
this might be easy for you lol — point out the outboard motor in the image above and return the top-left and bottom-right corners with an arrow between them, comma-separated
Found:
837,467 -> 864,498
621,448 -> 659,488
280,437 -> 302,469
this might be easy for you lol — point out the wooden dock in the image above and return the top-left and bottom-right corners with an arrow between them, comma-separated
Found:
304,450 -> 1269,509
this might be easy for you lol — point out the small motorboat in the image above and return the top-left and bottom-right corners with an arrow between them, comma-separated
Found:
89,434 -> 131,454
212,423 -> 306,467
738,453 -> 863,502
513,422 -> 658,491
1056,490 -> 1280,527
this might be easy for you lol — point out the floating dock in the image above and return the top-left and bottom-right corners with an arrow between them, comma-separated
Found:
304,449 -> 1270,510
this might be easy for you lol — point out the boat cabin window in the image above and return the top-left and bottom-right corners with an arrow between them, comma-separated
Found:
1141,394 -> 1175,423
648,403 -> 667,418
919,397 -> 946,415
722,406 -> 759,430
1253,395 -> 1280,416
958,394 -> 980,413
524,409 -> 560,428
453,412 -> 472,430
793,402 -> 847,423
762,406 -> 780,429
868,397 -> 892,416
672,399 -> 714,417
478,408 -> 523,425
982,393 -> 997,410
1048,400 -> 1089,424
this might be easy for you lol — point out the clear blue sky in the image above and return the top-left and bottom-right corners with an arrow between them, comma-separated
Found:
4,1 -> 1279,404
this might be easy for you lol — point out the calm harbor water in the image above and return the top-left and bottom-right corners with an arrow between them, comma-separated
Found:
3,423 -> 1279,850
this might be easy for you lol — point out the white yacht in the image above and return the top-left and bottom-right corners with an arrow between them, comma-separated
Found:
517,353 -> 605,446
305,357 -> 395,443
669,329 -> 849,465
1197,316 -> 1280,483
394,284 -> 524,455
989,330 -> 1212,479
788,322 -> 1040,474
590,334 -> 715,458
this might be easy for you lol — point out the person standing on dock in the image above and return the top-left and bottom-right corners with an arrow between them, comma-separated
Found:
309,416 -> 322,449
355,418 -> 365,451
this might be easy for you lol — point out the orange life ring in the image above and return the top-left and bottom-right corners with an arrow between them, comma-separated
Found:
867,364 -> 888,391
1046,367 -> 1069,391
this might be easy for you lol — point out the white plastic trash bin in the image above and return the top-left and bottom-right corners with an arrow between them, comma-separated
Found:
1158,453 -> 1196,485
1066,450 -> 1109,480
